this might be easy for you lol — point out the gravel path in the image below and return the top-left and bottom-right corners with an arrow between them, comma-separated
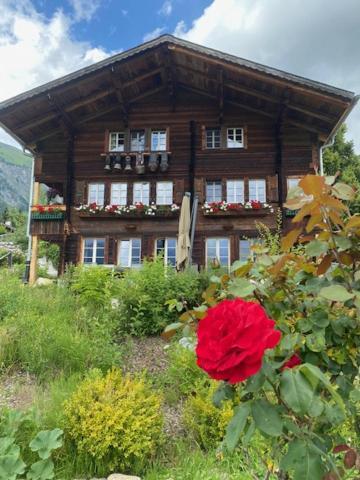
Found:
0,371 -> 37,410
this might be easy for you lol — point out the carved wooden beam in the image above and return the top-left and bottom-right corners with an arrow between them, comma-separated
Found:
217,69 -> 224,124
110,67 -> 129,126
47,93 -> 74,136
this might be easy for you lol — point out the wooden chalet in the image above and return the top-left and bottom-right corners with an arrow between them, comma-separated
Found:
0,35 -> 357,281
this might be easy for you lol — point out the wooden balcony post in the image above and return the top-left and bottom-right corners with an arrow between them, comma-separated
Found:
29,235 -> 38,285
33,181 -> 40,204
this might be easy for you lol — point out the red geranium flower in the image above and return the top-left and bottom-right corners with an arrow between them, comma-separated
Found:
196,298 -> 281,383
251,200 -> 261,209
281,354 -> 302,371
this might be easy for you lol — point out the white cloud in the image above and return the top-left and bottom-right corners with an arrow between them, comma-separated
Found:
158,0 -> 173,16
175,0 -> 360,151
0,1 -> 112,147
143,26 -> 166,42
67,0 -> 101,22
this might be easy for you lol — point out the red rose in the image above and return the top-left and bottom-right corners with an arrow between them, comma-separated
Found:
281,354 -> 302,371
196,299 -> 281,383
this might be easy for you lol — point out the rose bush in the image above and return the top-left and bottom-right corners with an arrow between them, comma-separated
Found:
196,299 -> 281,383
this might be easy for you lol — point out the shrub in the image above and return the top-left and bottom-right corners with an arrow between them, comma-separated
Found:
115,259 -> 202,336
64,369 -> 163,475
0,272 -> 119,378
183,380 -> 234,450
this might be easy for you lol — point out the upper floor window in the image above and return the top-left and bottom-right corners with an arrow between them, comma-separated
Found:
249,179 -> 266,203
130,130 -> 145,151
227,127 -> 244,148
156,238 -> 177,267
206,128 -> 221,149
88,183 -> 104,205
111,183 -> 127,205
83,238 -> 105,265
151,130 -> 167,151
109,132 -> 125,152
239,238 -> 261,262
206,238 -> 230,268
118,238 -> 141,268
156,181 -> 173,205
133,182 -> 150,205
287,177 -> 301,191
206,181 -> 222,202
226,180 -> 244,204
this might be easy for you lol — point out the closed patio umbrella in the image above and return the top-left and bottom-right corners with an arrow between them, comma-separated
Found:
176,193 -> 191,270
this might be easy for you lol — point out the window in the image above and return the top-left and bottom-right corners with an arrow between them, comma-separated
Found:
83,238 -> 105,265
133,182 -> 150,205
206,238 -> 230,267
151,130 -> 167,151
226,180 -> 244,203
110,183 -> 127,205
227,127 -> 244,148
239,238 -> 261,262
130,130 -> 145,151
118,238 -> 141,268
109,132 -> 125,152
156,238 -> 177,267
88,183 -> 105,205
156,181 -> 173,205
206,128 -> 221,149
206,181 -> 222,202
287,177 -> 301,191
249,179 -> 266,203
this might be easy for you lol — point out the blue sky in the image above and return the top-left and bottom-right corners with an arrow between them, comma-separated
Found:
32,0 -> 211,51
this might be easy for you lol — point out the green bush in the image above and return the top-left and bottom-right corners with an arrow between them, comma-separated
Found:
183,380 -> 234,450
115,259 -> 202,336
64,369 -> 163,476
0,272 -> 119,378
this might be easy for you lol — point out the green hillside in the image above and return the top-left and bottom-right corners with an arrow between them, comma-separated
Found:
0,142 -> 32,211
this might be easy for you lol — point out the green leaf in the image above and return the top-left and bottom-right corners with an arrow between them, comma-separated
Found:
306,331 -> 326,352
212,383 -> 235,408
334,236 -> 352,251
224,403 -> 250,452
281,440 -> 326,480
251,399 -> 283,437
305,240 -> 328,257
242,419 -> 256,446
332,182 -> 355,200
29,429 -> 63,460
26,459 -> 54,480
244,371 -> 265,393
308,397 -> 324,417
319,285 -> 355,302
280,369 -> 315,415
0,438 -> 18,457
163,322 -> 182,333
228,278 -> 256,298
310,310 -> 329,328
0,454 -> 26,480
209,275 -> 221,284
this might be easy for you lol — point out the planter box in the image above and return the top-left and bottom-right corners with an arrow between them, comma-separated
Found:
202,209 -> 272,217
31,212 -> 65,220
77,211 -> 179,219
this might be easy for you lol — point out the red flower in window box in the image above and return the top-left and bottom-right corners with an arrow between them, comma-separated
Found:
227,203 -> 243,211
281,354 -> 302,371
196,298 -> 281,383
250,200 -> 261,210
37,205 -> 45,213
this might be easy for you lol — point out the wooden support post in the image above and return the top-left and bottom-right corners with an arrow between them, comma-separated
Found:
29,235 -> 38,285
33,181 -> 40,204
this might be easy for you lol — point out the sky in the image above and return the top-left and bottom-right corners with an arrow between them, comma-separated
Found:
0,0 -> 359,152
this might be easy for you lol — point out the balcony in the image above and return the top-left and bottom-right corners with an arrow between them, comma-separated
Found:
30,205 -> 67,235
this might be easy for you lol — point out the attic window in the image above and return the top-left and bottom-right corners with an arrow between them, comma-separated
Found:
109,132 -> 125,152
227,128 -> 244,148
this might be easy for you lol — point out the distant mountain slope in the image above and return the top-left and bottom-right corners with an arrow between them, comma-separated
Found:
0,142 -> 32,211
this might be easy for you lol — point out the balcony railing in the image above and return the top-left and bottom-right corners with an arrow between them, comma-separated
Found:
30,205 -> 67,235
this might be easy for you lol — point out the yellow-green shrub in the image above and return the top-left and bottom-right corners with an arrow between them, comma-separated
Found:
64,369 -> 163,474
183,380 -> 234,450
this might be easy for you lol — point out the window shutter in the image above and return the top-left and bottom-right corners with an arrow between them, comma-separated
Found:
268,175 -> 279,202
201,125 -> 206,149
220,126 -> 227,149
166,127 -> 170,151
174,179 -> 184,204
243,126 -> 248,149
75,180 -> 86,204
104,130 -> 109,152
145,128 -> 151,151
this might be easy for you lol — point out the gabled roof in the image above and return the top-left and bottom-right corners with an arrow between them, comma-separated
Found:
0,34 -> 357,150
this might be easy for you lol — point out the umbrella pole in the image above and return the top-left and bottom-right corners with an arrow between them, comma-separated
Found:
189,194 -> 198,266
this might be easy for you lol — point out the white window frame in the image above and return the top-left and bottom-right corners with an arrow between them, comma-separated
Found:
156,181 -> 173,205
227,127 -> 244,148
226,180 -> 244,204
151,130 -> 167,151
110,183 -> 127,205
206,238 -> 230,268
88,183 -> 105,205
130,130 -> 145,151
109,132 -> 125,152
205,128 -> 221,149
206,181 -> 222,203
118,238 -> 142,268
133,182 -> 150,205
249,179 -> 266,203
155,238 -> 177,267
82,238 -> 105,265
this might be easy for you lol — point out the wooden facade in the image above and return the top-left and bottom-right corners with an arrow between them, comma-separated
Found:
0,35 -> 356,280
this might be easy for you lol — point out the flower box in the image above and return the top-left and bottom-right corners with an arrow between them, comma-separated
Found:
202,201 -> 273,216
202,208 -> 272,217
76,203 -> 180,219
